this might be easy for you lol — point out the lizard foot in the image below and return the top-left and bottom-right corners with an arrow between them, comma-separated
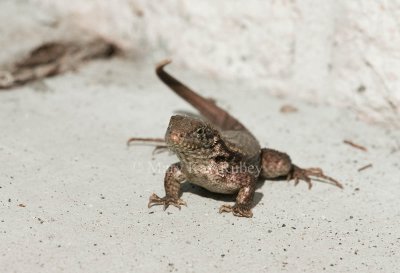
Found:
288,165 -> 343,190
219,204 -> 253,218
147,193 -> 187,210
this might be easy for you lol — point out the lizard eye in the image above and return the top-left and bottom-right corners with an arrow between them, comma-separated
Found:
196,128 -> 205,135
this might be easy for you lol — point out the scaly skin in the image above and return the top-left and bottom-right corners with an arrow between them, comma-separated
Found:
130,60 -> 343,218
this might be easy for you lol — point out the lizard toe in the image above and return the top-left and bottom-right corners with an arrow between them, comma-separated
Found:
288,165 -> 343,189
148,193 -> 187,211
148,193 -> 164,208
219,204 -> 233,214
219,204 -> 253,218
164,198 -> 187,210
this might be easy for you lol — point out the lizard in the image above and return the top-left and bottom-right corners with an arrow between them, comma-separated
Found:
128,59 -> 343,218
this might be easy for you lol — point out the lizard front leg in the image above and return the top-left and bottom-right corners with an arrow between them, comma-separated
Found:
260,148 -> 343,189
219,173 -> 256,218
148,162 -> 187,210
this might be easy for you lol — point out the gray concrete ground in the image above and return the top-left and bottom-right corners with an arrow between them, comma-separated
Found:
1,58 -> 399,272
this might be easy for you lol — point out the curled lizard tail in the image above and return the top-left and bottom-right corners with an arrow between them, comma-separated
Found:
156,59 -> 246,132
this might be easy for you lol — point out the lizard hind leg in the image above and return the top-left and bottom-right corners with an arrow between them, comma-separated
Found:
260,148 -> 343,189
126,137 -> 169,154
126,137 -> 165,146
260,148 -> 293,179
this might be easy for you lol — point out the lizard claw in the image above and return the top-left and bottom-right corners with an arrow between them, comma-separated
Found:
219,204 -> 253,218
148,193 -> 187,210
288,165 -> 343,189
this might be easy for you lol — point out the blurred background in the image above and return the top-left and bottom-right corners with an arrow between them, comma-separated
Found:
1,0 -> 399,128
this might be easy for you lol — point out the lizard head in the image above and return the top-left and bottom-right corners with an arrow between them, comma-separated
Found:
165,115 -> 220,154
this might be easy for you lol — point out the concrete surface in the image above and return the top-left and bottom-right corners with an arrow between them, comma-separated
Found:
1,58 -> 400,272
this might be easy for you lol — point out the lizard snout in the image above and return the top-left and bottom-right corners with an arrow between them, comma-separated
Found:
168,132 -> 181,143
165,129 -> 184,145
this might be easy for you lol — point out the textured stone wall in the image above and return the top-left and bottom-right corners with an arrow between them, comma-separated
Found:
25,0 -> 400,127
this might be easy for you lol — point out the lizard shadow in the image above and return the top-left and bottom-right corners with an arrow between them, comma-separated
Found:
180,176 -> 308,207
181,181 -> 265,207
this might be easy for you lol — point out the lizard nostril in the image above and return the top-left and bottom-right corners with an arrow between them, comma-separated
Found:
169,133 -> 181,143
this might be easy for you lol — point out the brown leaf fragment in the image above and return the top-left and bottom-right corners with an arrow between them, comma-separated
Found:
343,140 -> 368,152
280,104 -> 298,113
358,163 -> 373,172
